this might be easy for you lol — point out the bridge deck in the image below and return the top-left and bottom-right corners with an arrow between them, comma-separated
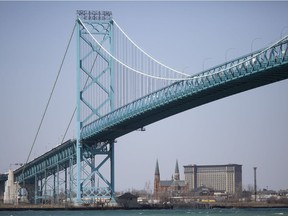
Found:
81,39 -> 288,143
14,38 -> 288,183
82,63 -> 288,143
14,140 -> 76,183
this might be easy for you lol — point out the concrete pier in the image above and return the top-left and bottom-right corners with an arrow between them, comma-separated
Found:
3,170 -> 18,204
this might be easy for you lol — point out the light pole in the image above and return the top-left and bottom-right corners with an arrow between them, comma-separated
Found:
182,66 -> 189,74
225,48 -> 235,61
251,38 -> 262,65
281,26 -> 288,39
202,58 -> 213,71
251,37 -> 262,53
253,167 -> 257,202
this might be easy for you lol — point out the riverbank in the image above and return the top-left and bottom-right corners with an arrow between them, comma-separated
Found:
211,202 -> 288,209
0,203 -> 172,211
174,201 -> 288,209
1,202 -> 288,211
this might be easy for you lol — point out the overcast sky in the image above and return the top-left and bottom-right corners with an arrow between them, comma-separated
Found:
0,1 -> 288,192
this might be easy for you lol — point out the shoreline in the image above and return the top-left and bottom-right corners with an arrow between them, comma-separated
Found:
1,202 -> 288,211
0,204 -> 172,211
210,202 -> 288,209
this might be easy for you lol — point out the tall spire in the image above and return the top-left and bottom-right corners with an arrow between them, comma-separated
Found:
174,159 -> 180,180
155,159 -> 160,176
154,159 -> 160,200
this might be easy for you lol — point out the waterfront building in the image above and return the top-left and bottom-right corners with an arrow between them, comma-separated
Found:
116,192 -> 139,208
153,160 -> 188,200
0,173 -> 8,203
183,164 -> 242,195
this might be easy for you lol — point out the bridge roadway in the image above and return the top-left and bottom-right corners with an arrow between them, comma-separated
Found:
81,39 -> 288,143
14,140 -> 76,183
14,37 -> 288,183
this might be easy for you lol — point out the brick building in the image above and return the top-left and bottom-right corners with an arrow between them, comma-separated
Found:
153,160 -> 188,200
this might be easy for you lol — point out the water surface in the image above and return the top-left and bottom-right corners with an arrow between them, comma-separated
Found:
1,208 -> 288,216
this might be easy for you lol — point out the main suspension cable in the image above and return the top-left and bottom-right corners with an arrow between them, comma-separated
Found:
21,22 -> 77,176
79,18 -> 288,81
113,19 -> 189,77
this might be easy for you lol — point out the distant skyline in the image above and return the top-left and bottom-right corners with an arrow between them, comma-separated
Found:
0,1 -> 287,192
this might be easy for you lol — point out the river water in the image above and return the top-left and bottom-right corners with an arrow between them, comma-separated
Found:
0,208 -> 288,216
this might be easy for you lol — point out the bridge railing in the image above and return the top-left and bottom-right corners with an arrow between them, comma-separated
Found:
81,37 -> 288,141
14,140 -> 76,183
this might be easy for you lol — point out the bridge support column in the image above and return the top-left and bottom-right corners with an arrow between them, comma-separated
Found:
64,167 -> 68,207
39,177 -> 43,204
44,170 -> 47,204
69,155 -> 74,203
91,157 -> 95,189
110,141 -> 115,198
76,18 -> 82,204
53,172 -> 56,203
34,175 -> 37,204
57,165 -> 60,204
76,140 -> 81,204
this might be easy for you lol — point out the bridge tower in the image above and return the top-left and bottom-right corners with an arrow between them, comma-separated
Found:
76,10 -> 115,204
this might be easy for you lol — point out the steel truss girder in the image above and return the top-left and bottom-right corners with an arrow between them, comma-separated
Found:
13,140 -> 76,204
14,140 -> 76,183
14,139 -> 114,203
81,38 -> 288,141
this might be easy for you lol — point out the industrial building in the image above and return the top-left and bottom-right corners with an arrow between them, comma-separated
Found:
183,164 -> 242,195
154,161 -> 242,200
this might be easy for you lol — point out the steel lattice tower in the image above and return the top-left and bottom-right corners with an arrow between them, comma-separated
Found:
76,10 -> 115,204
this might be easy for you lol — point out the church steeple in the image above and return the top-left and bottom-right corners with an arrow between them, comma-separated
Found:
154,159 -> 160,199
174,159 -> 180,180
155,159 -> 160,176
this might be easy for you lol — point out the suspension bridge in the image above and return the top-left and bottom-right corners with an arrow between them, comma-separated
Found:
7,10 -> 288,205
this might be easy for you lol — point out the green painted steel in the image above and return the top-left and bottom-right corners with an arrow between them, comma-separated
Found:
12,18 -> 288,205
76,18 -> 82,203
81,38 -> 288,142
76,13 -> 115,203
14,140 -> 76,203
14,140 -> 76,183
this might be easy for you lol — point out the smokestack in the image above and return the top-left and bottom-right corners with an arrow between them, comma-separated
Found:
253,167 -> 257,201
